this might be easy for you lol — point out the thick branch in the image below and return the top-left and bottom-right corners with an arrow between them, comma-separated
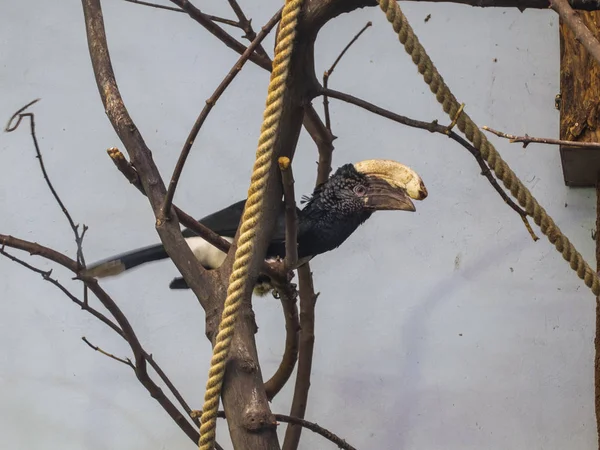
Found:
278,157 -> 298,270
264,281 -> 300,401
282,264 -> 318,450
82,0 -> 218,310
320,87 -> 539,241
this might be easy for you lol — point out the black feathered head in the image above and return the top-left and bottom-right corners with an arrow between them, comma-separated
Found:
297,159 -> 427,258
302,159 -> 427,216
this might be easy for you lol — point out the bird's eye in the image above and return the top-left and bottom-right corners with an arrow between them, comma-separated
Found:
353,185 -> 367,196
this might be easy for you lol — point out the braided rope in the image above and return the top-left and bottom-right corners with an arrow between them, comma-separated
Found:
197,1 -> 305,449
377,0 -> 600,296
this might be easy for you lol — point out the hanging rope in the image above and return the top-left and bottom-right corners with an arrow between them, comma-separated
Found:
377,0 -> 600,296
197,1 -> 305,449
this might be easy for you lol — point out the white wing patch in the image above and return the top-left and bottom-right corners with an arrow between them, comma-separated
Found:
185,236 -> 233,269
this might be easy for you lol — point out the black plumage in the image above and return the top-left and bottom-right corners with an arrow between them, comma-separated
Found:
84,161 -> 426,294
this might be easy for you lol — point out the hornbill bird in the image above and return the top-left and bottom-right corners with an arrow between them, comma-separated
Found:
84,159 -> 427,294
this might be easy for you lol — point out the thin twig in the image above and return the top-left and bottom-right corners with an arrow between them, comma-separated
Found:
5,99 -> 88,266
302,107 -> 336,187
318,22 -> 371,186
160,8 -> 282,220
227,0 -> 270,59
82,336 -> 135,368
278,157 -> 298,270
323,21 -> 372,132
320,87 -> 539,241
551,0 -> 600,67
283,263 -> 318,450
0,244 -> 124,338
482,125 -> 600,149
123,0 -> 183,13
170,0 -> 272,71
124,0 -> 241,30
264,281 -> 300,401
145,353 -> 194,417
80,335 -> 199,431
205,15 -> 241,28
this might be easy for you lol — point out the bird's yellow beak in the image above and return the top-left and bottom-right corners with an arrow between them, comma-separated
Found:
354,159 -> 428,211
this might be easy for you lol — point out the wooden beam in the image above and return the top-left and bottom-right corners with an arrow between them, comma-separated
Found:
596,181 -> 600,449
559,12 -> 600,186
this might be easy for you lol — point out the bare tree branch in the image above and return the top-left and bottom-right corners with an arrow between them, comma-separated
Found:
483,125 -> 600,149
323,21 -> 372,132
5,99 -> 88,267
123,0 -> 182,13
320,87 -> 539,241
283,264 -> 318,450
227,0 -> 270,59
170,0 -> 272,70
551,0 -> 600,67
122,0 -> 248,31
278,157 -> 299,271
82,336 -> 135,368
0,243 -> 123,338
161,7 -> 282,220
265,278 -> 300,401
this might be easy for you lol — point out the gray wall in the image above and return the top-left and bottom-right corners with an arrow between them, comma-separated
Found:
1,1 -> 596,449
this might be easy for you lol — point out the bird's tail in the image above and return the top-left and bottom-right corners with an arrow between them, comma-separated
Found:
83,243 -> 169,278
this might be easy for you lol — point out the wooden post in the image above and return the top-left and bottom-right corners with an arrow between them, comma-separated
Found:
559,12 -> 600,186
560,11 -> 600,447
596,181 -> 600,449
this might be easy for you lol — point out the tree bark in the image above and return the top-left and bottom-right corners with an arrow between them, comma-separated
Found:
559,10 -> 600,186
